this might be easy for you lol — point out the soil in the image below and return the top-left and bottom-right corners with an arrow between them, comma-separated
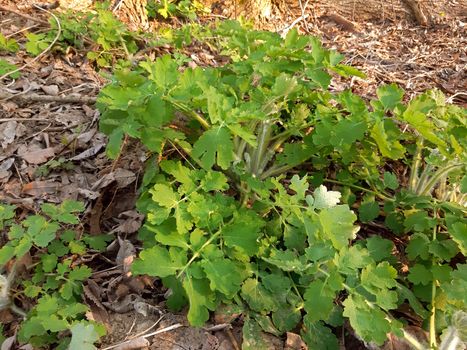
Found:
0,0 -> 465,349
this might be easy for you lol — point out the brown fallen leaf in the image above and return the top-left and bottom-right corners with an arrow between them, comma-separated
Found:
0,121 -> 18,148
22,180 -> 59,197
1,335 -> 16,350
111,210 -> 144,234
117,237 -> 136,276
92,168 -> 136,190
113,337 -> 150,350
41,84 -> 59,96
18,147 -> 55,164
69,143 -> 105,161
285,332 -> 308,350
83,281 -> 111,331
0,157 -> 15,182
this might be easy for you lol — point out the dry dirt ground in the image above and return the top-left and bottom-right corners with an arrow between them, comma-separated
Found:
0,0 -> 465,349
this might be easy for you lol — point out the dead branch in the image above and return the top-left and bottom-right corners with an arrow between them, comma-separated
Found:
0,91 -> 97,105
0,5 -> 49,26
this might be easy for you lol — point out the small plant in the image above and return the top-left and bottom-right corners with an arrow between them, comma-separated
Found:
147,0 -> 207,20
0,201 -> 108,349
22,7 -> 139,67
0,33 -> 19,53
0,59 -> 20,79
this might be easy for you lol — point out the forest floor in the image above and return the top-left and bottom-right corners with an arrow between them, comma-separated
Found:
0,0 -> 465,349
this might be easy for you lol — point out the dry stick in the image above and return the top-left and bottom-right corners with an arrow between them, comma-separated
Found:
0,5 -> 49,25
101,323 -> 183,350
0,4 -> 61,81
298,0 -> 310,32
0,91 -> 97,104
5,24 -> 39,38
0,118 -> 51,122
279,14 -> 310,36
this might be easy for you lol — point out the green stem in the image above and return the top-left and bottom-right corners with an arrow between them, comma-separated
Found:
409,138 -> 424,192
119,34 -> 132,61
176,228 -> 223,279
163,97 -> 210,130
429,213 -> 439,349
257,134 -> 292,176
251,120 -> 272,175
322,178 -> 393,202
260,164 -> 295,180
402,329 -> 425,350
419,164 -> 463,197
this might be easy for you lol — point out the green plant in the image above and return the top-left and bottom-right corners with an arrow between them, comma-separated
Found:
0,59 -> 20,79
0,33 -> 19,53
147,0 -> 207,20
0,201 -> 108,349
35,157 -> 75,177
22,8 -> 139,67
97,21 -> 466,348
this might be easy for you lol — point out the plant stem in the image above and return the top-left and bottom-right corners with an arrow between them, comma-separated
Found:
322,178 -> 393,201
429,212 -> 439,349
176,228 -> 223,278
163,97 -> 210,130
402,329 -> 425,350
251,120 -> 272,175
419,163 -> 463,197
260,164 -> 295,180
409,138 -> 424,192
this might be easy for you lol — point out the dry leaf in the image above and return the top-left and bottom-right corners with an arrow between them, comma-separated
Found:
117,238 -> 136,275
1,335 -> 16,350
83,281 -> 111,330
1,101 -> 18,112
19,147 -> 55,164
133,301 -> 161,317
22,180 -> 59,197
41,85 -> 59,96
0,121 -> 18,148
0,158 -> 15,182
75,128 -> 97,148
92,168 -> 136,190
285,332 -> 308,350
114,168 -> 136,188
113,337 -> 150,350
112,210 -> 144,234
69,143 -> 105,161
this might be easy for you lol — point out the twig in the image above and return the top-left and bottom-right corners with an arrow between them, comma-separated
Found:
0,5 -> 49,25
5,24 -> 39,38
227,328 -> 241,350
0,118 -> 51,122
298,0 -> 310,32
0,4 -> 61,81
203,323 -> 232,332
0,91 -> 97,104
101,323 -> 183,350
446,92 -> 467,104
278,14 -> 310,36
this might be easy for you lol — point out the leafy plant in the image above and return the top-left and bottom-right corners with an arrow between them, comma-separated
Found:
0,33 -> 19,53
0,201 -> 107,349
22,8 -> 139,67
97,21 -> 466,348
147,0 -> 207,20
0,59 -> 20,79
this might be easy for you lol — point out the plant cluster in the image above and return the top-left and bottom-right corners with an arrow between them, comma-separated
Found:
0,201 -> 108,349
97,21 -> 466,348
147,0 -> 208,20
23,5 -> 139,68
